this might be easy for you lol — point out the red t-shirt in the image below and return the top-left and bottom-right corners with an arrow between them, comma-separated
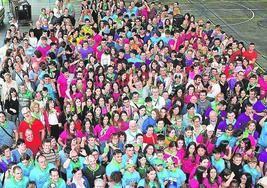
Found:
143,134 -> 158,145
25,139 -> 41,156
19,119 -> 44,143
243,50 -> 257,61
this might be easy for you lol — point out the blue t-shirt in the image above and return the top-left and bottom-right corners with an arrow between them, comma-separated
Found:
42,178 -> 66,188
258,122 -> 267,147
0,121 -> 16,147
243,164 -> 261,184
12,149 -> 33,163
106,159 -> 123,177
137,178 -> 165,188
157,168 -> 169,183
29,163 -> 55,188
4,176 -> 29,188
211,156 -> 225,174
17,161 -> 34,177
122,171 -> 141,187
66,157 -> 85,179
122,154 -> 138,168
167,168 -> 186,187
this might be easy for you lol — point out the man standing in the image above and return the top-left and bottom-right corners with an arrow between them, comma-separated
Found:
19,107 -> 45,144
29,155 -> 55,188
36,138 -> 60,167
106,149 -> 124,181
83,155 -> 106,188
42,168 -> 66,188
0,112 -> 18,147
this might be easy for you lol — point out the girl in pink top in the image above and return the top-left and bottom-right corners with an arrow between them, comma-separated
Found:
93,115 -> 115,143
182,142 -> 200,175
232,137 -> 254,162
203,167 -> 222,188
164,141 -> 182,166
58,121 -> 83,147
196,130 -> 216,154
112,82 -> 121,102
189,166 -> 207,188
189,156 -> 210,179
111,111 -> 123,133
184,85 -> 197,104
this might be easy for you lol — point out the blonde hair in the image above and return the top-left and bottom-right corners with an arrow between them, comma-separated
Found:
30,101 -> 40,112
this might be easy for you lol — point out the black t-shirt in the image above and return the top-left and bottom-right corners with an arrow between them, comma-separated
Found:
230,161 -> 243,182
82,165 -> 106,188
59,15 -> 76,26
33,28 -> 43,40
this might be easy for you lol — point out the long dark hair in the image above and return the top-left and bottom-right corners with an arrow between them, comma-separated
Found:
202,130 -> 216,144
184,142 -> 197,162
207,167 -> 220,186
144,166 -> 160,188
194,166 -> 207,185
218,140 -> 229,154
241,172 -> 252,188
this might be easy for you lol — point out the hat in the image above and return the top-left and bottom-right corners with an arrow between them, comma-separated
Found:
166,161 -> 173,167
125,162 -> 136,169
154,159 -> 164,166
133,142 -> 142,147
206,125 -> 215,132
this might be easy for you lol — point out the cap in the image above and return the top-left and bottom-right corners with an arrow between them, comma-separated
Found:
125,162 -> 136,169
206,125 -> 215,132
153,159 -> 164,166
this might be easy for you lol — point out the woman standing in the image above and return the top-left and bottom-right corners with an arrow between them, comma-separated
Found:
4,88 -> 19,126
58,121 -> 83,148
44,99 -> 61,139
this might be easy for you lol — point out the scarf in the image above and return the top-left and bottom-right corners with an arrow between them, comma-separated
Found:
0,121 -> 8,129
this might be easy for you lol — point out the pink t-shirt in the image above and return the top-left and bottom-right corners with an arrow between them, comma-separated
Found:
203,176 -> 222,188
59,130 -> 83,144
196,135 -> 215,154
36,45 -> 51,57
182,155 -> 200,174
189,178 -> 200,188
57,73 -> 68,98
93,124 -> 116,142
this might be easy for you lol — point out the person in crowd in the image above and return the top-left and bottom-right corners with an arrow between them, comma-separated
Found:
0,0 -> 264,187
0,111 -> 18,147
42,168 -> 66,188
29,154 -> 55,188
4,165 -> 29,188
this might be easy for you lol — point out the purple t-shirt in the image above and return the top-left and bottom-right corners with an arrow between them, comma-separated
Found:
79,47 -> 94,60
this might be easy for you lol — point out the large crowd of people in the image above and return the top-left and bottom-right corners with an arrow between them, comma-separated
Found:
0,0 -> 266,187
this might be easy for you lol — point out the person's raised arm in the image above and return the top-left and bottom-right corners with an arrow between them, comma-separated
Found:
128,73 -> 135,91
259,115 -> 267,127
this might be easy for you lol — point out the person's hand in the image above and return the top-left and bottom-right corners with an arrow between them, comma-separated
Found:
10,108 -> 16,113
67,179 -> 72,185
82,137 -> 86,142
230,172 -> 235,178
